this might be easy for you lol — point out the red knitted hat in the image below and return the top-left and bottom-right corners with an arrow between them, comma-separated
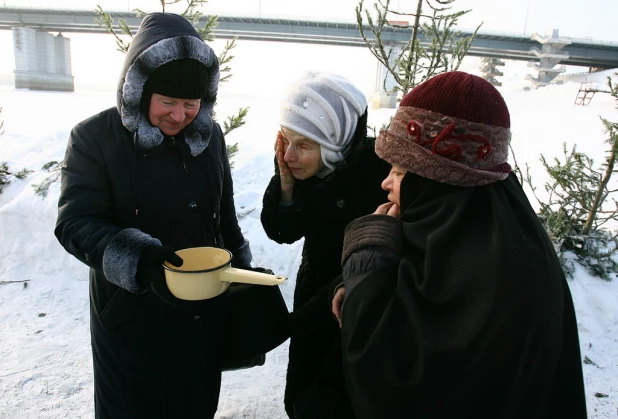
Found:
376,71 -> 512,187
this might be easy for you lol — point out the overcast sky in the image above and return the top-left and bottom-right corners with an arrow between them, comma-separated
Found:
2,0 -> 617,41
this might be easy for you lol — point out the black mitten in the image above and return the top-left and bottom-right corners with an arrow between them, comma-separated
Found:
136,245 -> 185,307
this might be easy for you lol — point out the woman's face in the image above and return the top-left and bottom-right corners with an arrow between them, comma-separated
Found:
148,93 -> 201,136
280,127 -> 324,180
381,165 -> 407,206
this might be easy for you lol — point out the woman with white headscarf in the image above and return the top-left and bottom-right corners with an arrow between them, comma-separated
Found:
260,72 -> 391,419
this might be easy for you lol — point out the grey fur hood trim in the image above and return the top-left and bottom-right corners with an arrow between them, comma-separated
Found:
119,35 -> 220,157
102,228 -> 162,293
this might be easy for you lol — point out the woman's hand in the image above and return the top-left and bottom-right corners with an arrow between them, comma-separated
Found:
374,202 -> 400,218
276,131 -> 295,203
332,286 -> 345,328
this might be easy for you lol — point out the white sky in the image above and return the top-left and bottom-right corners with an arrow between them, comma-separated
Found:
2,0 -> 618,41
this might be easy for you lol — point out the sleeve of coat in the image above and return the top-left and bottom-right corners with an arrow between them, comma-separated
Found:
260,169 -> 305,245
216,126 -> 247,259
54,122 -> 160,293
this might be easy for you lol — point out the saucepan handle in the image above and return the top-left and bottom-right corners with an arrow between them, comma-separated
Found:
219,267 -> 287,285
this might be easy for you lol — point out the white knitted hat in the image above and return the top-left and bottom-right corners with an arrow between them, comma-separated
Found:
280,72 -> 367,173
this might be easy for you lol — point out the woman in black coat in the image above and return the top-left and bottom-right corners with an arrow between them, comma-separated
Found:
260,72 -> 391,418
337,71 -> 588,419
54,13 -> 252,419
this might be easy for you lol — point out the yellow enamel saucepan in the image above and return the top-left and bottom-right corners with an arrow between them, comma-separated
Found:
163,247 -> 286,300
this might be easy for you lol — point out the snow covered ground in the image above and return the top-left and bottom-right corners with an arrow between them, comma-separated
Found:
1,39 -> 617,418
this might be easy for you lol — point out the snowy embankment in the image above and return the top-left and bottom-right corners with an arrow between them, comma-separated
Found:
1,66 -> 618,418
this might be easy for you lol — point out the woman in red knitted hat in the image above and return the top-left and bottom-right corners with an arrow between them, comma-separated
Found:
333,71 -> 587,418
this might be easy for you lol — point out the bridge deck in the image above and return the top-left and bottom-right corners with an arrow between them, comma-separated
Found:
1,7 -> 617,68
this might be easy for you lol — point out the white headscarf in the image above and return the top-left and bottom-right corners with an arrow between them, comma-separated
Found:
280,72 -> 368,176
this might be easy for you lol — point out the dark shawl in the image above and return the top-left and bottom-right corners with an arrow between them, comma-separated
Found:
340,172 -> 587,419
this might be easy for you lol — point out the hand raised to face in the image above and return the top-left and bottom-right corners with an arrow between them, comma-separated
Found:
276,130 -> 295,203
374,202 -> 400,218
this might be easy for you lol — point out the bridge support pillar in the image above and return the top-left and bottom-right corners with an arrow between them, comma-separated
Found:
525,29 -> 570,88
12,27 -> 74,92
371,46 -> 401,109
480,57 -> 504,86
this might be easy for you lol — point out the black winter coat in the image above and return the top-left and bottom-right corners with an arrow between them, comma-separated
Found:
55,13 -> 246,419
340,172 -> 588,419
261,135 -> 390,418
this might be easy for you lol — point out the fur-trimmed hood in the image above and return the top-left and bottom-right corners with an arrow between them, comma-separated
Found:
116,12 -> 220,156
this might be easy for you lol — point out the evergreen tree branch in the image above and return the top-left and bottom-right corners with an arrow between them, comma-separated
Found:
357,0 -> 480,95
218,37 -> 238,83
95,5 -> 133,53
223,107 -> 249,136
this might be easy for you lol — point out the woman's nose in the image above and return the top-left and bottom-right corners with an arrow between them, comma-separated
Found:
169,106 -> 185,122
381,177 -> 391,191
284,146 -> 297,162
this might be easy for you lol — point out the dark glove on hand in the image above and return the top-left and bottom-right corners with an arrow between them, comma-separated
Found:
136,245 -> 186,308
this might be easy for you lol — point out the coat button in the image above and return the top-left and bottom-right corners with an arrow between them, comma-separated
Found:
188,201 -> 199,212
193,315 -> 200,321
336,199 -> 345,208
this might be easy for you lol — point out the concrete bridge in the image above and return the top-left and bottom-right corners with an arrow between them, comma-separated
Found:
2,7 -> 618,105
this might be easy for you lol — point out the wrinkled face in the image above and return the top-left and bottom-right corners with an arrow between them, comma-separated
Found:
382,165 -> 407,206
148,93 -> 201,136
281,127 -> 324,180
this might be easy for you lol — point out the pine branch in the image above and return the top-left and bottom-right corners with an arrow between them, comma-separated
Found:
356,0 -> 405,92
218,37 -> 238,83
94,5 -> 132,53
222,107 -> 249,136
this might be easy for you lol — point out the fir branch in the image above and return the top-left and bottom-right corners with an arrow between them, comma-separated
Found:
218,37 -> 238,83
95,5 -> 133,53
357,0 -> 480,95
223,107 -> 249,136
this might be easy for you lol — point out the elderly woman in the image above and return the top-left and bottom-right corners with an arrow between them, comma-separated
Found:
55,13 -> 253,419
261,72 -> 390,418
336,71 -> 587,419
